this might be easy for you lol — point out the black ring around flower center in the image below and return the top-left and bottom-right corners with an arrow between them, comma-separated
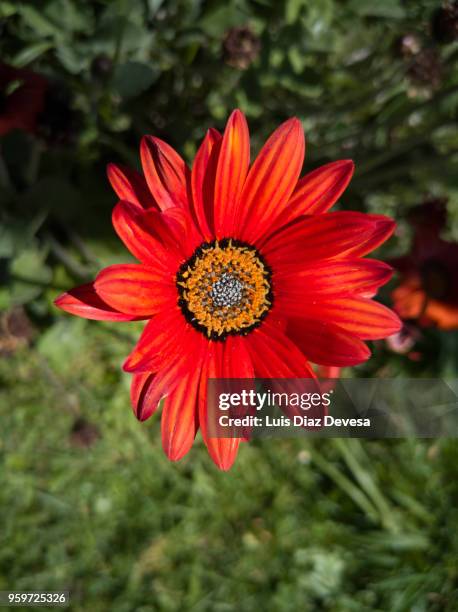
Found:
176,238 -> 273,341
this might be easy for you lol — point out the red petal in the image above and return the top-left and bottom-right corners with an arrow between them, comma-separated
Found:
130,361 -> 185,422
191,128 -> 222,239
107,163 -> 157,209
286,318 -> 370,366
112,201 -> 181,270
224,335 -> 258,442
161,361 -> 202,461
124,312 -> 181,373
213,110 -> 250,238
246,321 -> 322,423
130,372 -> 157,421
143,205 -> 200,260
276,259 -> 393,303
238,118 -> 305,243
94,264 -> 176,316
246,319 -> 316,377
260,212 -> 376,270
54,282 -> 143,321
198,338 -> 253,471
129,330 -> 205,422
140,136 -> 190,211
285,159 -> 354,219
123,311 -> 203,373
224,334 -> 255,378
293,297 -> 402,339
316,365 -> 341,379
342,215 -> 396,257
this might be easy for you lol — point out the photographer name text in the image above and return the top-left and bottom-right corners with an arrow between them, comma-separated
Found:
218,415 -> 371,428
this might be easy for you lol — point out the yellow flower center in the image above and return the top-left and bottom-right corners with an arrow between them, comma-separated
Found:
176,239 -> 273,340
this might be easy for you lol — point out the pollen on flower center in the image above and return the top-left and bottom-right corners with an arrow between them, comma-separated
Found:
176,238 -> 273,340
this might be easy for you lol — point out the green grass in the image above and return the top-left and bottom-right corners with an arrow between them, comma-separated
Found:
1,324 -> 458,611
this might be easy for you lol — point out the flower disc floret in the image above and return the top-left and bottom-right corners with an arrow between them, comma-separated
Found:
176,238 -> 273,340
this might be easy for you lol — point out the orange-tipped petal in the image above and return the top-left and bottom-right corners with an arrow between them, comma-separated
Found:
191,128 -> 222,239
213,110 -> 250,238
286,319 -> 371,366
107,163 -> 157,209
239,117 -> 305,243
140,136 -> 190,211
54,283 -> 143,321
285,159 -> 354,219
94,264 -> 176,316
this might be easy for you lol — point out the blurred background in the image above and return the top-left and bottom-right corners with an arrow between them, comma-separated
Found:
1,0 -> 458,610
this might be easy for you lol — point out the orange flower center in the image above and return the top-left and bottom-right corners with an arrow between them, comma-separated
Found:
176,239 -> 273,340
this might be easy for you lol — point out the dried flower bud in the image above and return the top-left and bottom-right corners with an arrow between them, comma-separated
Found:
70,418 -> 101,448
407,48 -> 442,90
90,53 -> 114,79
223,26 -> 261,70
0,306 -> 34,356
394,33 -> 422,58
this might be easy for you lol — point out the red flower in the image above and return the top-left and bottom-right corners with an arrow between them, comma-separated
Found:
0,63 -> 47,136
55,110 -> 400,470
391,200 -> 458,330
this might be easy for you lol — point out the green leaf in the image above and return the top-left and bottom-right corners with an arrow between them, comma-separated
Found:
56,44 -> 88,74
20,177 -> 82,222
348,0 -> 405,19
199,5 -> 247,37
288,46 -> 306,74
9,248 -> 52,305
112,62 -> 158,99
146,0 -> 165,15
17,5 -> 64,39
0,1 -> 17,18
0,219 -> 35,258
12,42 -> 53,67
43,0 -> 94,34
285,0 -> 307,25
37,318 -> 89,375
